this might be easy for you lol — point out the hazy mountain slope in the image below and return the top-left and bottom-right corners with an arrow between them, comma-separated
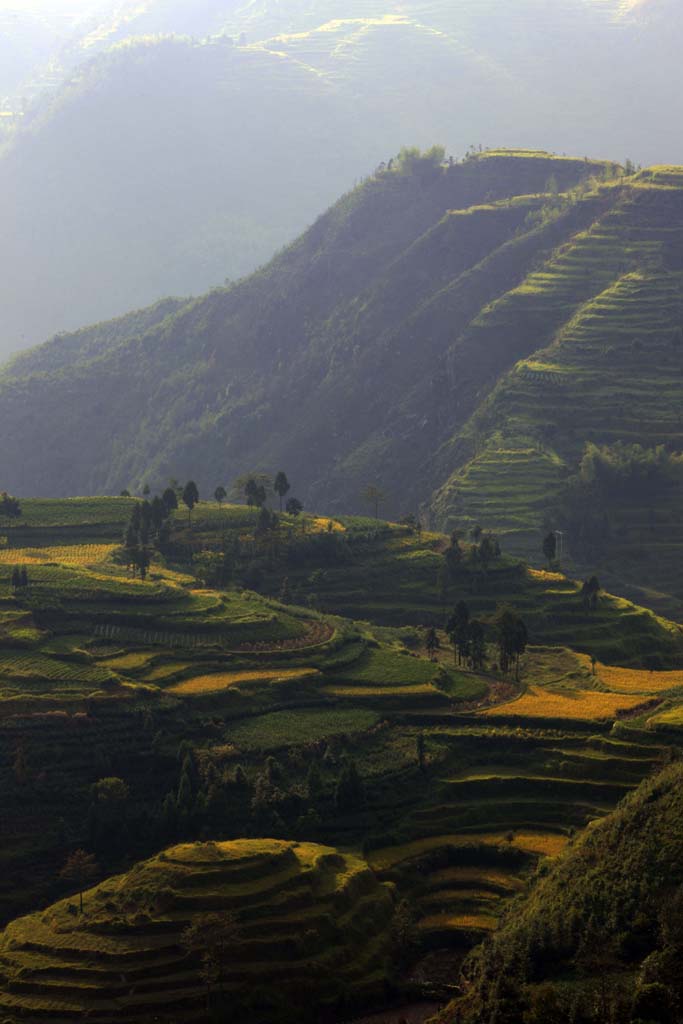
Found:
0,151 -> 610,499
0,35 -> 364,351
431,168 -> 683,614
437,762 -> 683,1024
4,0 -> 683,354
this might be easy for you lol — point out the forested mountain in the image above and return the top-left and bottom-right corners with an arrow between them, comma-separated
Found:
4,149 -> 683,611
4,0 -> 683,352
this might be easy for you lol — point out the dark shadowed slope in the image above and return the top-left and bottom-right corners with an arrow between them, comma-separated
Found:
0,150 -> 607,498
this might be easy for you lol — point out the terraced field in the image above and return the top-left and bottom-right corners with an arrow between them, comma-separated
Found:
431,172 -> 683,616
0,840 -> 395,1023
0,497 -> 682,1019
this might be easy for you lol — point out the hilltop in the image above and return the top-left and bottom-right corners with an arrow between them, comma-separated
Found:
0,839 -> 396,1023
3,0 -> 683,349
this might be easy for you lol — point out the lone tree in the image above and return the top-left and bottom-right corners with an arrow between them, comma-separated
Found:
182,911 -> 239,1006
469,620 -> 487,671
542,531 -> 557,567
182,481 -> 199,527
285,497 -> 303,517
494,606 -> 528,679
273,472 -> 290,511
162,487 -> 178,514
245,477 -> 267,508
59,850 -> 99,914
363,484 -> 385,520
214,485 -> 227,509
446,601 -> 470,665
425,626 -> 440,661
581,575 -> 601,612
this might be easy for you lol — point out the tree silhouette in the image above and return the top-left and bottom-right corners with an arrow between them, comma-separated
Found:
273,472 -> 290,511
182,910 -> 239,1007
214,485 -> 227,509
162,487 -> 178,514
543,531 -> 557,567
286,497 -> 303,517
363,484 -> 385,520
245,478 -> 266,508
182,481 -> 199,526
59,850 -> 99,914
425,626 -> 440,661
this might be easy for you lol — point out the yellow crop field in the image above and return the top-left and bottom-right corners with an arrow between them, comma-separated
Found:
527,568 -> 567,584
0,544 -> 115,566
483,685 -> 648,721
170,667 -> 320,695
145,662 -> 192,681
310,516 -> 345,533
368,830 -> 567,871
101,652 -> 156,671
419,913 -> 498,932
429,867 -> 524,891
590,659 -> 683,694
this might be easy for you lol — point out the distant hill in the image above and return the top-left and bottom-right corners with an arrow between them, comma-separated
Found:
436,761 -> 683,1024
4,0 -> 683,351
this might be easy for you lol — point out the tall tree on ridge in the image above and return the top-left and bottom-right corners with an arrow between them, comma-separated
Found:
273,472 -> 290,511
182,481 -> 199,527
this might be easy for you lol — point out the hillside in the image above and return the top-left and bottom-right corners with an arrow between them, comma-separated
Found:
3,150 -> 683,607
430,166 -> 683,615
0,150 -> 612,498
4,0 -> 683,350
0,840 -> 395,1022
435,762 -> 683,1024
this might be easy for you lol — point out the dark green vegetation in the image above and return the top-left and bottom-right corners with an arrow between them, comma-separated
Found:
3,0 -> 683,350
0,496 -> 683,1021
3,151 -> 683,610
435,763 -> 683,1024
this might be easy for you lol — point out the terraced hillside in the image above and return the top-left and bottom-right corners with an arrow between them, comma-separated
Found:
431,168 -> 683,613
1,496 -> 683,1017
433,761 -> 683,1024
0,840 -> 395,1023
5,0 -> 680,351
4,151 -> 683,606
0,151 -> 613,495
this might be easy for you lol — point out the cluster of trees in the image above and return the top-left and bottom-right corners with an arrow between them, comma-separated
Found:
446,601 -> 487,670
578,441 -> 683,497
10,565 -> 29,590
122,493 -> 176,577
239,471 -> 302,516
0,492 -> 21,518
427,601 -> 528,679
157,742 -> 367,846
